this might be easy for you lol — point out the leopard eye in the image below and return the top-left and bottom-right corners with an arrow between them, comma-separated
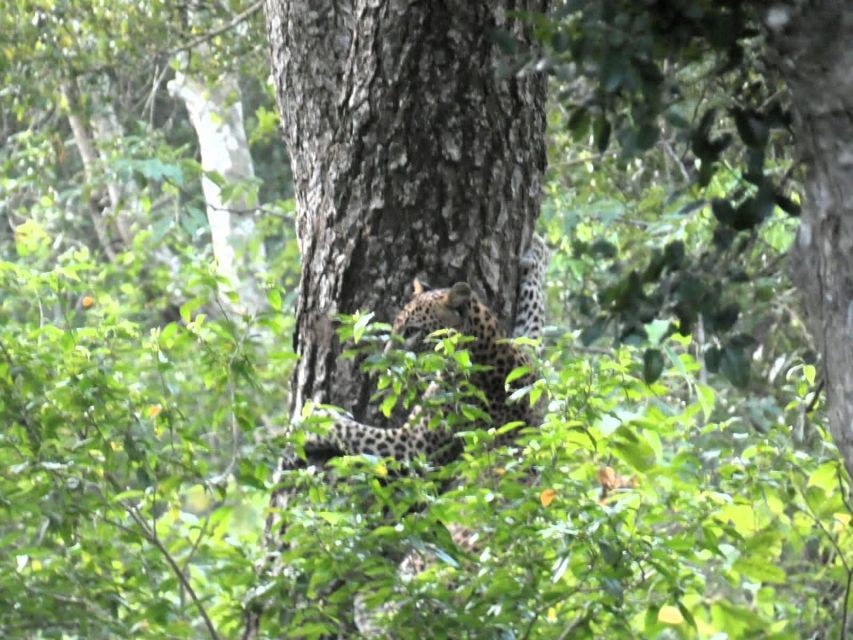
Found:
402,325 -> 420,339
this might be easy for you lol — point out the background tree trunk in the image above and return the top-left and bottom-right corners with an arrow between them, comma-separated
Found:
169,68 -> 267,315
265,0 -> 548,423
766,2 -> 853,479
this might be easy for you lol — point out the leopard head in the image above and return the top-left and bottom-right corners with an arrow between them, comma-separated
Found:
390,280 -> 473,351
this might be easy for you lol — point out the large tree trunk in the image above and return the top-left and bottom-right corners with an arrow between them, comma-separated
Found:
767,3 -> 853,478
265,0 -> 548,424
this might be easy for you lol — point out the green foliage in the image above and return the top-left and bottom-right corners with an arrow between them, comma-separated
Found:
0,243 -> 298,637
498,1 -> 804,392
253,316 -> 845,639
2,2 -> 294,633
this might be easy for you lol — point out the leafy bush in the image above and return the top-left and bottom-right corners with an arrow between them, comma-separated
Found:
250,315 -> 847,639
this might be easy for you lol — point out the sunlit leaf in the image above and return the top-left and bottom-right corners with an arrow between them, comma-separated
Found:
658,605 -> 684,625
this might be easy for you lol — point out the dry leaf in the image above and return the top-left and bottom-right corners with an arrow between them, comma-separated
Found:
540,488 -> 556,507
597,466 -> 618,488
597,466 -> 637,502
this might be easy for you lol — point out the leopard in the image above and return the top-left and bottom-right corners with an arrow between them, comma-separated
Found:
242,234 -> 550,638
513,232 -> 549,340
258,233 -> 547,472
349,234 -> 550,636
294,281 -> 537,465
291,233 -> 549,465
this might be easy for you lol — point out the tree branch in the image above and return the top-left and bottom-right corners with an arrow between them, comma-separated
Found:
122,502 -> 221,640
61,80 -> 118,261
168,0 -> 264,56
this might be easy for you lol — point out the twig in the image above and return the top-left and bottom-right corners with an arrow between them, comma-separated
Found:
145,63 -> 173,128
661,138 -> 691,183
843,568 -> 853,640
805,378 -> 825,414
792,500 -> 848,572
123,503 -> 221,640
557,613 -> 592,640
569,344 -> 614,356
0,338 -> 41,447
168,0 -> 264,57
23,585 -> 114,624
181,516 -> 212,576
207,203 -> 295,220
520,609 -> 541,640
837,467 -> 853,516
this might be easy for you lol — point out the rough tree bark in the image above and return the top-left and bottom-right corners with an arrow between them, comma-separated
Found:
765,2 -> 853,479
265,0 -> 548,426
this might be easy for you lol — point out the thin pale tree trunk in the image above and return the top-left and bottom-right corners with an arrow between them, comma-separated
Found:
62,80 -> 119,261
169,69 -> 266,315
63,77 -> 186,295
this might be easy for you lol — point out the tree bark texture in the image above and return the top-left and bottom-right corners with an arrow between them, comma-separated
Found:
767,2 -> 853,478
265,0 -> 548,423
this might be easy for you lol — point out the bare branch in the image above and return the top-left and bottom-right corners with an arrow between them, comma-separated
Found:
168,0 -> 263,57
61,80 -> 118,261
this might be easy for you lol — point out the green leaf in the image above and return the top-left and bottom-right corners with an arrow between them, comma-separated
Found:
635,123 -> 659,152
711,199 -> 735,225
705,346 -> 721,373
612,425 -> 656,471
720,346 -> 750,388
267,288 -> 282,311
380,393 -> 397,418
731,108 -> 768,148
775,192 -> 801,217
317,511 -> 348,525
589,239 -> 617,258
594,115 -> 611,153
735,556 -> 786,583
353,312 -> 374,343
179,297 -> 205,323
695,383 -> 715,420
711,303 -> 740,332
551,555 -> 570,583
678,602 -> 697,630
808,461 -> 839,493
453,350 -> 472,368
505,366 -> 530,385
567,106 -> 591,141
159,322 -> 178,343
642,348 -> 664,384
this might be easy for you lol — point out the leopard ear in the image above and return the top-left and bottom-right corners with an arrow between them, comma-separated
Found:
447,282 -> 472,310
412,278 -> 432,295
